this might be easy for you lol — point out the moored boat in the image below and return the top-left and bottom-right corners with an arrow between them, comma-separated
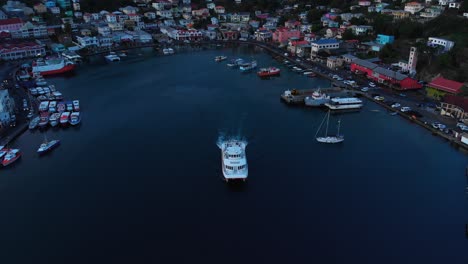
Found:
48,101 -> 57,112
325,97 -> 363,111
2,149 -> 21,167
66,101 -> 73,112
39,101 -> 49,112
315,110 -> 344,144
215,56 -> 228,62
69,112 -> 81,126
239,60 -> 257,72
257,67 -> 280,77
31,58 -> 75,76
218,139 -> 248,182
57,102 -> 66,113
49,113 -> 61,127
73,100 -> 80,111
38,112 -> 49,128
60,112 -> 70,126
304,89 -> 331,107
37,136 -> 60,155
105,52 -> 120,62
29,116 -> 40,129
0,146 -> 7,160
227,58 -> 244,67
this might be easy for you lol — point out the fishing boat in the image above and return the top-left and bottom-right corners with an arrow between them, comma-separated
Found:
2,149 -> 21,167
69,112 -> 81,126
104,52 -> 120,62
57,102 -> 66,113
48,101 -> 57,112
162,48 -> 174,55
239,60 -> 257,72
118,51 -> 128,57
66,101 -> 73,112
38,112 -> 49,128
60,112 -> 70,126
37,135 -> 60,155
73,100 -> 80,111
304,89 -> 331,107
315,110 -> 344,144
219,139 -> 248,182
215,56 -> 228,62
49,113 -> 61,127
39,101 -> 49,112
257,67 -> 281,77
29,116 -> 40,129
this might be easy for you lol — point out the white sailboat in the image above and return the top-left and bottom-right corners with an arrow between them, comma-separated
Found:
315,110 -> 344,144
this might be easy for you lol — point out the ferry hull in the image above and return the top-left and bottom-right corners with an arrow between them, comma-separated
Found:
34,64 -> 76,76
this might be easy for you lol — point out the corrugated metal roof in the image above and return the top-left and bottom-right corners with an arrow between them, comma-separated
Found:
352,58 -> 378,69
373,66 -> 407,80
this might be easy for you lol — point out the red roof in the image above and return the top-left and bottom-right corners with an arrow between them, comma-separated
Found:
429,76 -> 464,94
0,18 -> 23,26
443,95 -> 468,112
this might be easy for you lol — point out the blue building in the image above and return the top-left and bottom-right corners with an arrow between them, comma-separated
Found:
45,1 -> 56,8
57,0 -> 71,9
376,34 -> 394,45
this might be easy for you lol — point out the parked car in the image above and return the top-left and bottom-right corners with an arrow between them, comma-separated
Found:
401,107 -> 411,112
457,123 -> 468,131
374,96 -> 385,101
369,82 -> 376,87
391,103 -> 401,108
361,87 -> 369,92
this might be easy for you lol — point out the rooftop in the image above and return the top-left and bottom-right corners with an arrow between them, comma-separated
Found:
429,76 -> 464,94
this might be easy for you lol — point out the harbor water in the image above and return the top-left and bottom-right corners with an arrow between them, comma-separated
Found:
0,46 -> 467,263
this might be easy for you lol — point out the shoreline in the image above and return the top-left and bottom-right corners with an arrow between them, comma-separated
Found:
3,41 -> 467,154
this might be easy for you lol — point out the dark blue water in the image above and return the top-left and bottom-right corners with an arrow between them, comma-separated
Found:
1,46 -> 467,263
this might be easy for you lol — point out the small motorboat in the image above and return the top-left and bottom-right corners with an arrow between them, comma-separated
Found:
60,112 -> 70,126
66,101 -> 73,112
69,112 -> 81,126
215,56 -> 228,62
0,146 -> 8,160
257,67 -> 281,77
57,102 -> 66,113
105,52 -> 120,62
29,116 -> 40,130
38,112 -> 49,128
52,91 -> 63,100
49,113 -> 61,127
39,101 -> 49,112
73,100 -> 80,112
37,137 -> 60,155
2,149 -> 21,167
27,111 -> 34,119
48,101 -> 57,113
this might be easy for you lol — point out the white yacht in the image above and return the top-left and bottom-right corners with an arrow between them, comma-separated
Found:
325,97 -> 363,110
104,52 -> 120,62
219,140 -> 248,182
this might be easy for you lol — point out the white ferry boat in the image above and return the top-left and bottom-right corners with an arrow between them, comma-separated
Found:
105,52 -> 120,62
219,140 -> 248,182
325,97 -> 363,111
62,51 -> 82,63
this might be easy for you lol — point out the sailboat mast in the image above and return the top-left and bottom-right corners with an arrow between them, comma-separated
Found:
325,110 -> 330,137
337,119 -> 341,136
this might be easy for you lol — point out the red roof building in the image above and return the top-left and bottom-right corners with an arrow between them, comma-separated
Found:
0,42 -> 45,60
428,76 -> 464,94
0,18 -> 24,32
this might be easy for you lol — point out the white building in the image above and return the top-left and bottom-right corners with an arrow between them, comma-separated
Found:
98,25 -> 111,36
350,25 -> 373,36
427,37 -> 455,52
404,2 -> 424,14
76,36 -> 98,47
448,2 -> 461,8
310,39 -> 340,53
0,90 -> 13,127
106,14 -> 117,23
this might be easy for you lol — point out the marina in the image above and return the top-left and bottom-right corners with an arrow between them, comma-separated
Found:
0,46 -> 466,263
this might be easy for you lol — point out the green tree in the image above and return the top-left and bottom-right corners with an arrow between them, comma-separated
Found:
307,9 -> 323,23
63,22 -> 72,34
341,29 -> 354,40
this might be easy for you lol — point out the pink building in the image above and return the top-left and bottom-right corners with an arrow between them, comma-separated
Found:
0,18 -> 24,32
272,27 -> 300,43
